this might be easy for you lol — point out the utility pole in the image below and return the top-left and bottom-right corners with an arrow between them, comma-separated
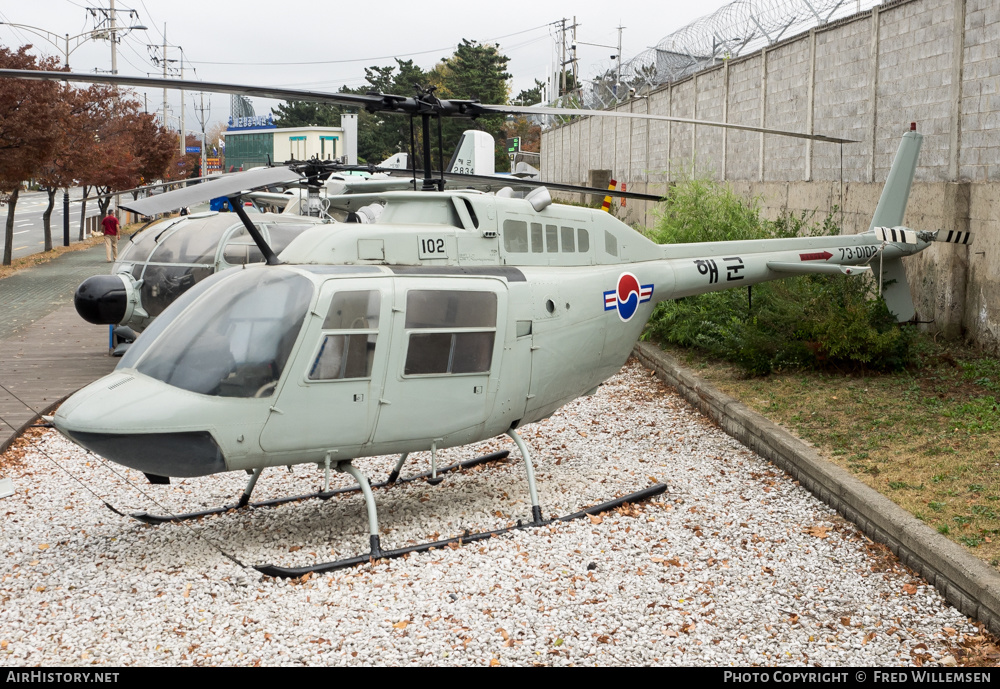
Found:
179,50 -> 185,158
572,17 -> 578,96
154,23 -> 184,156
161,23 -> 167,130
109,0 -> 117,74
559,18 -> 566,98
616,25 -> 625,89
194,93 -> 211,178
556,17 -> 580,100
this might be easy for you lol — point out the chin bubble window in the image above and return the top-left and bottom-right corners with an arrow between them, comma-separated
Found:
403,290 -> 496,376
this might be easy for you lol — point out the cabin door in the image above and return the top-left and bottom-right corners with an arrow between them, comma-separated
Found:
372,277 -> 506,446
259,278 -> 390,454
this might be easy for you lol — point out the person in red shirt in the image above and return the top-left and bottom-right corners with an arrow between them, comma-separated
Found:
102,210 -> 121,262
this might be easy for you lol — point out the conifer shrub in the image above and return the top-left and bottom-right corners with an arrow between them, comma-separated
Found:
643,177 -> 914,376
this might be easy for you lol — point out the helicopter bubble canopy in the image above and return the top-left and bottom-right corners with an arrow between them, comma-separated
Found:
96,212 -> 323,333
134,267 -> 313,398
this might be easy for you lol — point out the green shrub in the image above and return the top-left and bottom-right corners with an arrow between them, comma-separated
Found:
643,176 -> 914,376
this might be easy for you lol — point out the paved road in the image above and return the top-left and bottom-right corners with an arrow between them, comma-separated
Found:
2,190 -> 104,262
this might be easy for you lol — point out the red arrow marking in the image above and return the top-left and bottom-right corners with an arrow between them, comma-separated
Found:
799,251 -> 833,261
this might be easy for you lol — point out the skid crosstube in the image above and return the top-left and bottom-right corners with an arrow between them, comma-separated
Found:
254,483 -> 668,578
130,450 -> 510,525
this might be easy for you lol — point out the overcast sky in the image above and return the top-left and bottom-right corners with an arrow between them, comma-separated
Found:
1,0 -> 733,134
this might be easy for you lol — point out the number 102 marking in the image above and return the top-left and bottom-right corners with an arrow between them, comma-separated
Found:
419,237 -> 448,259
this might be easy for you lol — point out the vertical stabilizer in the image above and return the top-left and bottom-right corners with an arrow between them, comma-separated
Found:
873,258 -> 916,322
379,152 -> 408,170
447,130 -> 495,176
869,127 -> 923,322
869,128 -> 922,230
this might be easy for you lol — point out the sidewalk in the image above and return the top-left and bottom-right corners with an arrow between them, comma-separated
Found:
0,245 -> 117,452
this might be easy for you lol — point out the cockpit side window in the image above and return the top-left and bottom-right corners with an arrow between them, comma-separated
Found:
149,224 -> 221,265
604,230 -> 619,257
308,290 -> 381,381
403,290 -> 496,376
222,226 -> 266,266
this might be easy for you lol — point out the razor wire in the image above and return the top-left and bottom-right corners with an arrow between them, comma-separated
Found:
578,0 -> 883,110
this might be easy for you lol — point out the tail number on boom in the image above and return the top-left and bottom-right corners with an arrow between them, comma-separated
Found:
838,246 -> 878,261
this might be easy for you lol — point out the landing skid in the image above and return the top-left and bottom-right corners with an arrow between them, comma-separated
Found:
253,428 -> 666,578
130,450 -> 510,525
255,482 -> 668,578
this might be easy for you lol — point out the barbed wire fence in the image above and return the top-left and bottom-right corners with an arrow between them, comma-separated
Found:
569,0 -> 883,110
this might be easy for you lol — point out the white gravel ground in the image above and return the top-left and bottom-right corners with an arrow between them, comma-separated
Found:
0,361 -> 979,666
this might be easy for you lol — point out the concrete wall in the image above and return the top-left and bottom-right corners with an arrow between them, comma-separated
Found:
541,0 -> 1000,352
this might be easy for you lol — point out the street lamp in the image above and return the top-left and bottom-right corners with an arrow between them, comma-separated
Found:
0,19 -> 146,71
0,17 -> 146,246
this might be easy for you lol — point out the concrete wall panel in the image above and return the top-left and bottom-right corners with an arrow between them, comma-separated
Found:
763,38 -> 811,182
540,0 -> 1000,351
726,53 -> 763,181
813,16 -> 875,182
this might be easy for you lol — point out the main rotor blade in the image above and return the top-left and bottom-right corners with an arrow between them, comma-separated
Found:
0,69 -> 386,109
0,69 -> 854,144
121,166 -> 299,216
478,103 -> 856,145
441,172 -> 664,202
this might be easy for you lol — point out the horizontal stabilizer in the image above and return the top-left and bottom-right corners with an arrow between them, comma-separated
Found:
874,226 -> 975,247
767,261 -> 871,276
875,226 -> 919,244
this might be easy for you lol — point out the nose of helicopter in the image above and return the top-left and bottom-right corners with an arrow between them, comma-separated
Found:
52,372 -> 229,478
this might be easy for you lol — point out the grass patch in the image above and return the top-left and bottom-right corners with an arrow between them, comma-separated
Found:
652,338 -> 1000,569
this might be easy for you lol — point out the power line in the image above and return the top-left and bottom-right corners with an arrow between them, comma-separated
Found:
185,22 -> 555,66
138,0 -> 164,42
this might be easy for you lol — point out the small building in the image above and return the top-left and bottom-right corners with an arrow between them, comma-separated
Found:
223,114 -> 358,171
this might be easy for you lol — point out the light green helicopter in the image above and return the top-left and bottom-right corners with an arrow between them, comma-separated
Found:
0,69 -> 972,576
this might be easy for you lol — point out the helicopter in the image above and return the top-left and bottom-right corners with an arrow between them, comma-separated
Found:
0,68 -> 973,577
82,131 -> 551,345
243,130 -> 526,216
89,211 -> 327,340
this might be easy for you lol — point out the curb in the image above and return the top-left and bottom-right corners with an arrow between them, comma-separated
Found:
0,396 -> 67,456
634,340 -> 1000,635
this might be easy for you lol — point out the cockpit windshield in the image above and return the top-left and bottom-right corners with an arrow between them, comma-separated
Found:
135,268 -> 313,398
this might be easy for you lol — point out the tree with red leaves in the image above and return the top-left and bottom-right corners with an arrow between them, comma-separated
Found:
0,46 -> 63,265
81,91 -> 175,221
35,84 -> 111,251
